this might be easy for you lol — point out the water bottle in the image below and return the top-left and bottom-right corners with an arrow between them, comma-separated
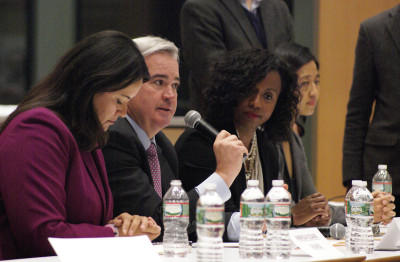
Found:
239,180 -> 265,259
348,181 -> 374,255
372,164 -> 392,194
265,180 -> 291,259
196,183 -> 224,262
163,180 -> 189,257
345,180 -> 362,253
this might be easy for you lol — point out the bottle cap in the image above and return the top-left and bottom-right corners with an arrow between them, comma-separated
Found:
170,180 -> 182,186
205,183 -> 216,190
361,181 -> 367,187
378,164 -> 387,170
272,180 -> 284,186
247,180 -> 259,187
351,180 -> 362,186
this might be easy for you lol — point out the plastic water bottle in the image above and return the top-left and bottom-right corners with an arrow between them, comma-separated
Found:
196,183 -> 224,262
239,180 -> 265,259
348,181 -> 374,255
163,180 -> 189,257
372,164 -> 392,194
345,180 -> 362,253
265,180 -> 291,259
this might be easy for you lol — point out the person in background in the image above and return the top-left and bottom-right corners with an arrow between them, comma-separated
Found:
175,48 -> 333,241
0,31 -> 160,260
102,36 -> 248,242
180,0 -> 293,111
343,4 -> 400,212
274,42 -> 395,226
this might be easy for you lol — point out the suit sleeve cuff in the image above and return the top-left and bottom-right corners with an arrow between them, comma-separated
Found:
195,172 -> 231,202
227,212 -> 240,241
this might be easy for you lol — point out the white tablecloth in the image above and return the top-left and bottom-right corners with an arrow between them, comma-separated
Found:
4,242 -> 400,262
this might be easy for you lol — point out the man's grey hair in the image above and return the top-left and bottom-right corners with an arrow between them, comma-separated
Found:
133,36 -> 179,61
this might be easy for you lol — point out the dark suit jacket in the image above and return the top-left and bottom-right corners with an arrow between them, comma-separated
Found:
0,108 -> 114,260
181,0 -> 293,109
102,118 -> 199,242
175,126 -> 279,240
343,5 -> 400,194
278,131 -> 346,225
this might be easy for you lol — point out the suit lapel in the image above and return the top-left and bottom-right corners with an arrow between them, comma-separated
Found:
81,150 -> 108,223
387,5 -> 400,53
92,149 -> 113,222
260,0 -> 275,49
220,0 -> 263,47
119,119 -> 155,187
290,132 -> 303,201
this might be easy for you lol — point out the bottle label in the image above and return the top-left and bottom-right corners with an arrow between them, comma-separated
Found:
240,202 -> 265,218
372,182 -> 392,194
265,203 -> 291,218
163,202 -> 189,217
346,201 -> 374,217
196,207 -> 224,225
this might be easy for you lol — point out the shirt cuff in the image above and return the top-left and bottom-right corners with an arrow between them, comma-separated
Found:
195,172 -> 231,202
227,212 -> 240,241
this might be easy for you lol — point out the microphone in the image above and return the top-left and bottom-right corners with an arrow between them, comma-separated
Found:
184,110 -> 219,141
184,110 -> 247,162
317,223 -> 346,240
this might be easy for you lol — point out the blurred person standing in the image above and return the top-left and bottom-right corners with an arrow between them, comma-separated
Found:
343,4 -> 400,210
180,0 -> 293,111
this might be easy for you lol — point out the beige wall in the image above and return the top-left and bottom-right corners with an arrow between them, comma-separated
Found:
315,0 -> 400,200
162,127 -> 185,145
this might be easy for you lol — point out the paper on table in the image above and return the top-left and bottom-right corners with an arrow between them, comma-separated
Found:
289,228 -> 343,258
375,217 -> 400,250
48,235 -> 162,262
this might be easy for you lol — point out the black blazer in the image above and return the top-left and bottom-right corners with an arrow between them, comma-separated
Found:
343,5 -> 400,194
102,118 -> 199,241
175,126 -> 279,240
180,0 -> 293,109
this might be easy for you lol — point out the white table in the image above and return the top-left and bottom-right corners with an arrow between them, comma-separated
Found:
4,242 -> 400,262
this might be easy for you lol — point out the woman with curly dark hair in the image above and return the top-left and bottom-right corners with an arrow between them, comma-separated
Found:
175,48 -> 300,241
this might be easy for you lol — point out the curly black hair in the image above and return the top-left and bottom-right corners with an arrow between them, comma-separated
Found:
201,48 -> 299,142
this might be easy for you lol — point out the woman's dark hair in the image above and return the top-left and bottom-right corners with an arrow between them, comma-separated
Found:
273,42 -> 319,72
1,30 -> 149,151
201,48 -> 299,142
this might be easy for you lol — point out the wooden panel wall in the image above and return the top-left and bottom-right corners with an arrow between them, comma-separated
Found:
315,0 -> 400,200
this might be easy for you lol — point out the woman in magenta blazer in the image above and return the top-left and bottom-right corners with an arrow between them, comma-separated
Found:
0,31 -> 160,259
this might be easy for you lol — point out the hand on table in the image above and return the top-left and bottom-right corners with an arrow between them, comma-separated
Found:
109,213 -> 161,240
372,191 -> 396,225
292,192 -> 330,226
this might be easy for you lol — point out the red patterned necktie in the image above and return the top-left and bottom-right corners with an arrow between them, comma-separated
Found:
146,142 -> 162,198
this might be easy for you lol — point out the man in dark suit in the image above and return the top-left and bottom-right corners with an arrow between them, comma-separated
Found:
102,36 -> 248,241
343,4 -> 400,209
180,0 -> 293,110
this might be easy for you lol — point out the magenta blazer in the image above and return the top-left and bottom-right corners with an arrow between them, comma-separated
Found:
0,108 -> 114,259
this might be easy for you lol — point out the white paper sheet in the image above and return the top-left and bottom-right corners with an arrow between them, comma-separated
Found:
48,236 -> 162,262
289,228 -> 343,258
375,217 -> 400,250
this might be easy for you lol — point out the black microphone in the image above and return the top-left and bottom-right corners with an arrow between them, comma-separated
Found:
184,110 -> 247,162
317,223 -> 346,240
184,110 -> 219,141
